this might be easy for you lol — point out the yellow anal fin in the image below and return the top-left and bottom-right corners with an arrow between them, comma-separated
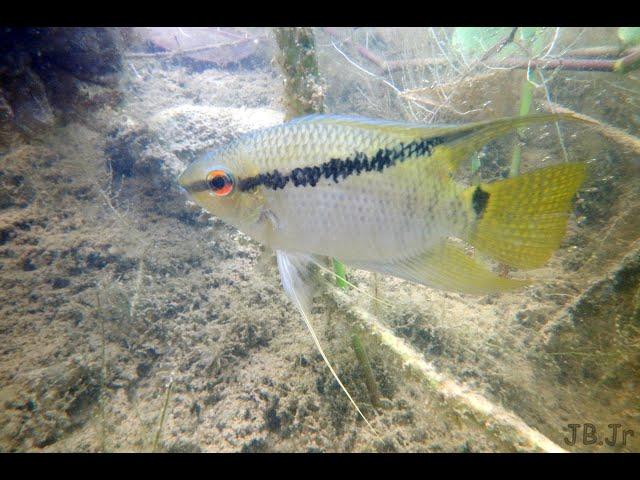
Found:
351,240 -> 529,295
463,162 -> 587,270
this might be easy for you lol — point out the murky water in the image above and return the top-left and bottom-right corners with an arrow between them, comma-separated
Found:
0,27 -> 638,452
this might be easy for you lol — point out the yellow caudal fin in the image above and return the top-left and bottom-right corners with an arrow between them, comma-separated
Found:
462,163 -> 587,270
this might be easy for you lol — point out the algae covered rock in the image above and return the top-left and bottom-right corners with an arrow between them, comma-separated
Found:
0,27 -> 125,144
148,105 -> 283,161
105,105 -> 283,183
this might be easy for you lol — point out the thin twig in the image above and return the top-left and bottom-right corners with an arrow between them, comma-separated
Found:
322,27 -> 387,69
337,293 -> 567,453
351,48 -> 640,75
330,40 -> 401,95
480,27 -> 519,62
491,54 -> 639,72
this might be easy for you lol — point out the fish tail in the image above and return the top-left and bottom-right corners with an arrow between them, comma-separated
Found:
461,163 -> 587,270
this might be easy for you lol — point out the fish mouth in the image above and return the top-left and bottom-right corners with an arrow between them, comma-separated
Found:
177,169 -> 189,189
176,170 -> 193,199
177,162 -> 204,194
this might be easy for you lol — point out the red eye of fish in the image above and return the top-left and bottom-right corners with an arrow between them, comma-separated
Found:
206,170 -> 234,196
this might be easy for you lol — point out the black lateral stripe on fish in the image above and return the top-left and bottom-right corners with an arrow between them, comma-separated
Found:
237,134 -> 451,192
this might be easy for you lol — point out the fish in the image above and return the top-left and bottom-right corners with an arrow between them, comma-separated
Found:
177,112 -> 589,427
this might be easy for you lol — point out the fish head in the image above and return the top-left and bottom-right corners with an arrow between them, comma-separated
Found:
177,146 -> 265,232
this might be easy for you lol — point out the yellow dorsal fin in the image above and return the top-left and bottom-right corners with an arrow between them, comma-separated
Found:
437,112 -> 595,171
291,113 -> 595,172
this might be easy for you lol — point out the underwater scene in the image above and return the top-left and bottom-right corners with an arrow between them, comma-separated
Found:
0,27 -> 639,453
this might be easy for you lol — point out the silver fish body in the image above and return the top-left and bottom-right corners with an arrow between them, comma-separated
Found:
180,116 -> 469,263
178,113 -> 588,294
178,112 -> 589,427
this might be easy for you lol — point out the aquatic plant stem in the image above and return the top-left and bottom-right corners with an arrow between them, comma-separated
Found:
499,71 -> 535,276
273,28 -> 325,120
332,258 -> 348,288
152,379 -> 173,452
509,72 -> 535,177
351,332 -> 382,410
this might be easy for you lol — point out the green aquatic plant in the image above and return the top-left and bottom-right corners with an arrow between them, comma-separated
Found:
332,258 -> 348,288
273,27 -> 325,120
351,332 -> 382,410
152,379 -> 173,452
509,72 -> 535,178
618,27 -> 640,48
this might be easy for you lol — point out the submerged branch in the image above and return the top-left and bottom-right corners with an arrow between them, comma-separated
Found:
489,52 -> 640,73
384,53 -> 640,74
324,29 -> 640,75
338,293 -> 567,453
273,27 -> 325,120
125,38 -> 262,60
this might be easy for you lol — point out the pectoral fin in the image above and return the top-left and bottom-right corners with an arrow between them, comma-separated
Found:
275,251 -> 376,432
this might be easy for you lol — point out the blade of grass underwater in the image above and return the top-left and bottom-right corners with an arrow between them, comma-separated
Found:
509,72 -> 535,178
152,379 -> 173,452
351,332 -> 382,410
332,258 -> 348,288
331,258 -> 384,412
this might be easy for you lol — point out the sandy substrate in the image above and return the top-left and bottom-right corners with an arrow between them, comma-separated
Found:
0,56 -> 638,452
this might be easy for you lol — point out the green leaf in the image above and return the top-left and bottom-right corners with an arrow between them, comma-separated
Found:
618,27 -> 640,47
332,258 -> 347,288
521,27 -> 552,57
452,27 -> 552,61
452,27 -> 513,58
